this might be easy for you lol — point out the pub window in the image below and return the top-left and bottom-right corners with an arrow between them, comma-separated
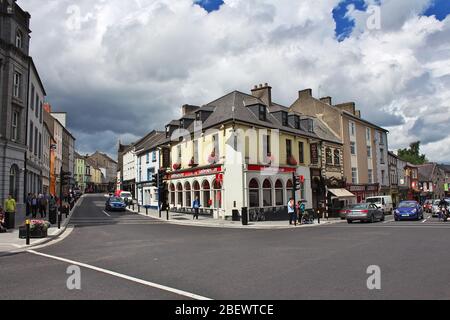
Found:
275,180 -> 284,206
249,179 -> 260,208
262,179 -> 272,207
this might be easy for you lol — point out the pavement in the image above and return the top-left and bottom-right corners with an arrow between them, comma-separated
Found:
1,194 -> 450,300
0,196 -> 81,253
126,202 -> 344,229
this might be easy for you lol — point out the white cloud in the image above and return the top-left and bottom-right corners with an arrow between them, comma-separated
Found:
18,0 -> 450,162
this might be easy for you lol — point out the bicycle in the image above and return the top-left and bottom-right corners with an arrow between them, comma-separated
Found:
250,209 -> 266,222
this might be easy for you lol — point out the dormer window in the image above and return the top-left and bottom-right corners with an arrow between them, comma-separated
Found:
196,112 -> 201,121
294,116 -> 300,129
282,112 -> 288,126
165,126 -> 170,138
259,105 -> 266,121
15,30 -> 23,49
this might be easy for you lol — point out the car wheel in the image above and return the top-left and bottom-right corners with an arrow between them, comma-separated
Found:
370,215 -> 375,223
381,214 -> 385,222
347,220 -> 353,224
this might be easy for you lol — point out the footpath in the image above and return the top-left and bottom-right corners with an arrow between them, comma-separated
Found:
127,205 -> 344,230
0,196 -> 82,254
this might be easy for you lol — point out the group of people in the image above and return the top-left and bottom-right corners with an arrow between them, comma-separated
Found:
287,198 -> 308,226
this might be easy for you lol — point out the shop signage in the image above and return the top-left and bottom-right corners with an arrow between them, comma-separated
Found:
445,183 -> 449,192
169,166 -> 223,179
247,165 -> 296,173
347,184 -> 379,193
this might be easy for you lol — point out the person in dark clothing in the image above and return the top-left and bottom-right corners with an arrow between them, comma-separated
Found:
39,194 -> 48,218
31,194 -> 38,218
26,193 -> 32,217
192,196 -> 200,220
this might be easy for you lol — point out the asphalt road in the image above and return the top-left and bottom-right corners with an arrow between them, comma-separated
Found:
1,194 -> 450,300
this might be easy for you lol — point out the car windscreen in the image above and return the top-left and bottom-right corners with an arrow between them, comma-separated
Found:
349,204 -> 369,210
110,197 -> 123,202
121,193 -> 132,197
398,202 -> 416,208
366,198 -> 381,204
433,200 -> 441,205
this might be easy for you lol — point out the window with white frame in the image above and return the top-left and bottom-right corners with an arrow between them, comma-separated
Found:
368,169 -> 373,184
366,128 -> 371,141
13,72 -> 21,98
350,142 -> 356,155
15,30 -> 23,48
349,122 -> 355,136
352,168 -> 358,184
152,151 -> 157,162
367,146 -> 372,158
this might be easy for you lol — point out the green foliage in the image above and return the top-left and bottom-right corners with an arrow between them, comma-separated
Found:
398,141 -> 428,165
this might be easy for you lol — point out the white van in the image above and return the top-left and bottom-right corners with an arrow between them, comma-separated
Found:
365,196 -> 394,215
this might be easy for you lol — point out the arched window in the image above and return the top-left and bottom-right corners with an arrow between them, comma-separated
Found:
176,183 -> 183,206
184,182 -> 191,208
202,180 -> 211,208
286,179 -> 293,189
15,30 -> 23,49
249,179 -> 260,208
275,180 -> 284,206
213,179 -> 222,209
9,165 -> 19,201
334,149 -> 341,166
326,148 -> 333,165
193,181 -> 200,206
263,179 -> 272,207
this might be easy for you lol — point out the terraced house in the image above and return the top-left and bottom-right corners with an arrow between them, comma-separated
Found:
162,84 -> 344,220
290,89 -> 389,204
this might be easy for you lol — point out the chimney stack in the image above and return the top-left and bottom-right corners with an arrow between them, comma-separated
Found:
251,83 -> 272,106
335,102 -> 356,115
182,104 -> 200,116
298,89 -> 312,100
320,97 -> 332,105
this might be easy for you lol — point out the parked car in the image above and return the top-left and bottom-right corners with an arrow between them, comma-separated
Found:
105,197 -> 127,212
365,196 -> 394,215
119,191 -> 133,205
431,199 -> 442,217
423,199 -> 433,213
394,201 -> 424,221
346,203 -> 385,224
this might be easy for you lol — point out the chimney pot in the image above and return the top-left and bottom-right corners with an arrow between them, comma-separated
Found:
259,84 -> 263,88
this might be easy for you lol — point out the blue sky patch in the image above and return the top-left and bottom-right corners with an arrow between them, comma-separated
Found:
424,0 -> 450,21
194,0 -> 224,13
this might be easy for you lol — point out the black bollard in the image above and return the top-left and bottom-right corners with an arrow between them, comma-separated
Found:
26,220 -> 30,245
146,207 -> 148,216
166,208 -> 169,221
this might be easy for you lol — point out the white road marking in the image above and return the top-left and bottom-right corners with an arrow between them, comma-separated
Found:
26,250 -> 211,300
422,218 -> 428,223
102,211 -> 111,217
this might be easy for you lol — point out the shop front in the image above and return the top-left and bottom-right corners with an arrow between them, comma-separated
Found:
346,183 -> 380,203
244,165 -> 312,221
167,165 -> 224,219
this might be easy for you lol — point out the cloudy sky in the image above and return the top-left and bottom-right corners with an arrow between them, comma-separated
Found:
18,0 -> 450,161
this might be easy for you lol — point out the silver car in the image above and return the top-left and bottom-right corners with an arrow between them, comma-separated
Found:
346,203 -> 385,224
431,199 -> 441,217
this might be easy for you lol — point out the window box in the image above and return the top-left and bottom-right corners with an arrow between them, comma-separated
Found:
287,156 -> 298,166
189,157 -> 198,168
172,163 -> 181,171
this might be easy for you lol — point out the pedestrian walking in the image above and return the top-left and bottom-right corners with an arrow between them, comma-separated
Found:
193,196 -> 200,220
31,194 -> 38,218
4,194 -> 17,229
288,198 -> 296,226
48,195 -> 57,224
39,194 -> 48,218
298,200 -> 306,224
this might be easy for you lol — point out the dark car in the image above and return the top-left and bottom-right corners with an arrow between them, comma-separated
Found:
394,201 -> 424,221
346,203 -> 384,224
105,197 -> 127,212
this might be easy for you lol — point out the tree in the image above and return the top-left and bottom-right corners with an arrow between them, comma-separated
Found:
398,141 -> 428,165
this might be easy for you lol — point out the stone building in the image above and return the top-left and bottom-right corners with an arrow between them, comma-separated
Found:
0,0 -> 31,207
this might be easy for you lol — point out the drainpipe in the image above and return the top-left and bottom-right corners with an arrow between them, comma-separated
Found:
23,58 -> 31,203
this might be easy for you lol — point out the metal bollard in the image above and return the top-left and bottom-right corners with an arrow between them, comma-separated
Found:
138,204 -> 140,213
146,207 -> 148,216
166,208 -> 169,221
26,219 -> 30,245
317,210 -> 321,224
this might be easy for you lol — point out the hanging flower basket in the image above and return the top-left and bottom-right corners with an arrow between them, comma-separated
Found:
287,156 -> 298,166
264,153 -> 274,165
188,157 -> 198,167
208,151 -> 218,164
172,163 -> 181,171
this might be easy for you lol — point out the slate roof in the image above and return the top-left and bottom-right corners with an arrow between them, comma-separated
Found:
135,131 -> 166,155
418,163 -> 436,182
163,90 -> 337,142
